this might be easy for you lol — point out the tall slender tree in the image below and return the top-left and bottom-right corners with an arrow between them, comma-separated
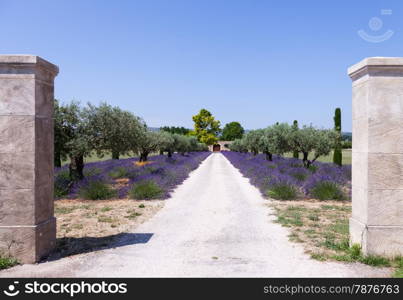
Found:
333,108 -> 342,166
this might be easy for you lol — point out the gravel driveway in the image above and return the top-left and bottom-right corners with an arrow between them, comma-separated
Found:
1,153 -> 391,277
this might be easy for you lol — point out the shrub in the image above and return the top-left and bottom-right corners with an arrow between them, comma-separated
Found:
78,181 -> 117,200
129,180 -> 163,200
310,181 -> 345,200
267,183 -> 298,200
342,141 -> 352,149
108,167 -> 128,179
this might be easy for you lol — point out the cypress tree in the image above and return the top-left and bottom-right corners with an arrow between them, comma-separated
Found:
292,120 -> 299,159
333,108 -> 342,166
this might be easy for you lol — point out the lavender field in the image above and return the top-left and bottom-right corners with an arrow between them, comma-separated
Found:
55,152 -> 211,200
223,151 -> 351,201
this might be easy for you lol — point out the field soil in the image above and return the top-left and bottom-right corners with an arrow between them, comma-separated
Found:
53,198 -> 164,259
0,153 -> 390,277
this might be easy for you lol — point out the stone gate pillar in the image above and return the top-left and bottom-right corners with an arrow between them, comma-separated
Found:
348,57 -> 403,257
0,55 -> 59,263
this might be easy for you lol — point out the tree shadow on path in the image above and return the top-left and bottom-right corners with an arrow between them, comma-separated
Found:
44,233 -> 153,262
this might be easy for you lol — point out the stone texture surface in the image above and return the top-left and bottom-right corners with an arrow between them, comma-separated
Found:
0,55 -> 58,263
349,57 -> 403,257
0,218 -> 56,263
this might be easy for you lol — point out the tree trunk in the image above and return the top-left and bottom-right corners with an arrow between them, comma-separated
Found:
302,152 -> 309,168
69,155 -> 84,181
54,150 -> 62,168
264,151 -> 273,161
293,150 -> 299,159
111,150 -> 120,160
159,150 -> 164,155
139,152 -> 149,162
167,151 -> 172,158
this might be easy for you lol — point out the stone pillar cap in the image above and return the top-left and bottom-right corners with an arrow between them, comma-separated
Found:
348,57 -> 403,79
0,54 -> 59,74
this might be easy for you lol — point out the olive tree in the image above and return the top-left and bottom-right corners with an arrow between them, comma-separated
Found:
289,125 -> 337,168
157,131 -> 176,157
135,128 -> 162,162
85,102 -> 143,160
173,134 -> 191,155
229,138 -> 248,152
259,123 -> 292,161
54,101 -> 92,180
243,129 -> 264,155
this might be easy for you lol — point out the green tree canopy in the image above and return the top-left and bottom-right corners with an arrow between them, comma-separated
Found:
134,128 -> 162,162
85,102 -> 143,160
221,121 -> 244,141
243,129 -> 264,155
54,100 -> 92,180
160,126 -> 190,135
190,109 -> 221,145
259,123 -> 293,161
289,125 -> 337,168
229,138 -> 248,153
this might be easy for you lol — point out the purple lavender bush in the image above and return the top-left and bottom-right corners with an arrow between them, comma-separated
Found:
55,152 -> 210,200
222,151 -> 351,200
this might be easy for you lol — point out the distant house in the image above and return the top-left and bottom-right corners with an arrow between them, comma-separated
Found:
208,141 -> 233,152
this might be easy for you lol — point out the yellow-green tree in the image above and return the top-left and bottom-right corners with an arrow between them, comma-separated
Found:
191,109 -> 221,145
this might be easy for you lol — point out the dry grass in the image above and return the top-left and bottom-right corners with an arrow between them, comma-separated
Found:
269,199 -> 403,277
269,200 -> 351,258
52,198 -> 164,259
134,161 -> 154,166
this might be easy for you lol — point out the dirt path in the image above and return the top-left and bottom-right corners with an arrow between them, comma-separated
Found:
1,153 -> 391,277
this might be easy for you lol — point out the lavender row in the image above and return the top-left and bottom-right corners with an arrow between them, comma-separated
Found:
55,152 -> 211,200
222,151 -> 351,200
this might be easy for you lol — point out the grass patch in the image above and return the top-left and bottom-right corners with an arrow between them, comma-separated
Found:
0,255 -> 18,270
311,253 -> 327,261
100,206 -> 112,212
78,181 -> 117,200
129,180 -> 163,200
97,215 -> 115,223
392,257 -> 403,278
274,206 -> 304,227
125,209 -> 142,220
271,200 -> 399,276
55,206 -> 77,214
284,149 -> 352,165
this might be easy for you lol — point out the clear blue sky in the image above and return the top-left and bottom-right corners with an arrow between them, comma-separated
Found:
1,0 -> 402,131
